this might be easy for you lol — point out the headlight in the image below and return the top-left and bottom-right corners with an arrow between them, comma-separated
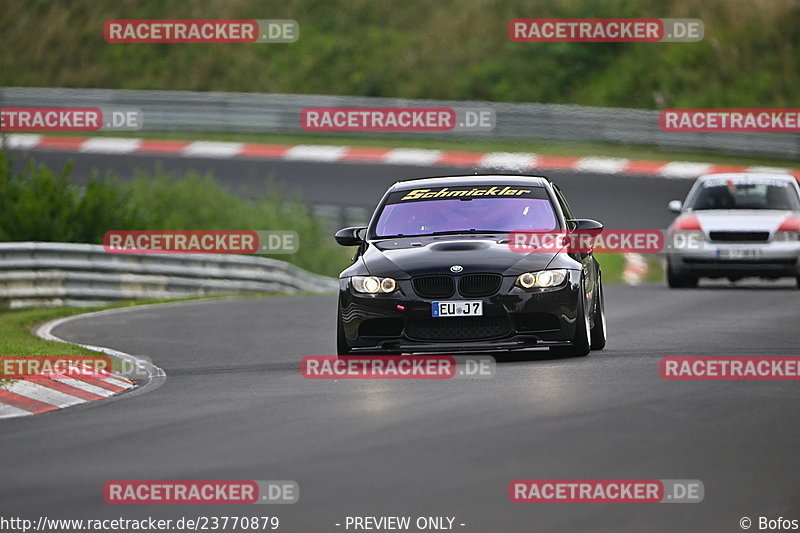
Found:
671,229 -> 705,248
380,277 -> 397,292
352,276 -> 397,294
516,269 -> 568,289
774,231 -> 800,242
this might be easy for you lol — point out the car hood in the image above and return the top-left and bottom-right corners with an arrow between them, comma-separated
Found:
690,210 -> 796,233
357,235 -> 568,278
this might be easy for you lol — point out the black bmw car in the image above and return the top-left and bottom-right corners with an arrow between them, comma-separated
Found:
334,175 -> 606,357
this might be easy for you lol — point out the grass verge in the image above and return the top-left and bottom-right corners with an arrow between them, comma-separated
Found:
0,302 -> 135,386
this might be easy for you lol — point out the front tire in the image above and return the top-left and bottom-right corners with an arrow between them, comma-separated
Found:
550,280 -> 591,357
590,276 -> 606,351
336,310 -> 353,356
667,263 -> 698,288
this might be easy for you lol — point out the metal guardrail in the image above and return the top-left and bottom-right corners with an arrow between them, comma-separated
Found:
0,242 -> 339,308
1,87 -> 798,158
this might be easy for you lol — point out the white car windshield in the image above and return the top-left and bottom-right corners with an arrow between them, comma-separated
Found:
687,180 -> 800,211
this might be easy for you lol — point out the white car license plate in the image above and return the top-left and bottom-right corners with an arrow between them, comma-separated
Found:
717,248 -> 763,259
432,301 -> 483,317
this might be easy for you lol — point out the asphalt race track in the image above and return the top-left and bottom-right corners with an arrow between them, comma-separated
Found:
3,284 -> 799,532
2,148 -> 799,532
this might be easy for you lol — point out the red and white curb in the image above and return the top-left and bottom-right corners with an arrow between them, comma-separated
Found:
0,307 -> 166,419
622,253 -> 650,285
4,134 -> 798,179
0,367 -> 135,418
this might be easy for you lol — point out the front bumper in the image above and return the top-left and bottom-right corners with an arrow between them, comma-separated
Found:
338,271 -> 582,354
668,241 -> 800,278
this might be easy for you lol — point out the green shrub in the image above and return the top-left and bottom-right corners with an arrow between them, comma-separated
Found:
0,151 -> 352,277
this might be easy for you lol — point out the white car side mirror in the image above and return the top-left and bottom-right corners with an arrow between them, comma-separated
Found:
668,200 -> 683,213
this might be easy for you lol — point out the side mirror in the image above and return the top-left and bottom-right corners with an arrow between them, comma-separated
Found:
335,226 -> 366,246
566,219 -> 604,232
668,200 -> 683,213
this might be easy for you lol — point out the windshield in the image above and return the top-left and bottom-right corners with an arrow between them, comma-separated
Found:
373,189 -> 558,238
686,179 -> 800,211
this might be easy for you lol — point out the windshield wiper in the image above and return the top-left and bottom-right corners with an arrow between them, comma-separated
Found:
427,229 -> 505,236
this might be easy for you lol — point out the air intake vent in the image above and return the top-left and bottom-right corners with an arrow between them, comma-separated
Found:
412,275 -> 455,298
709,231 -> 769,242
458,274 -> 502,297
407,317 -> 511,341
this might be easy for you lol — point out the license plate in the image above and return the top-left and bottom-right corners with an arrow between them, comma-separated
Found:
432,301 -> 483,317
716,248 -> 763,259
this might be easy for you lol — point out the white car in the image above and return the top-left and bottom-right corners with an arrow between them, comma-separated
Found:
666,172 -> 800,288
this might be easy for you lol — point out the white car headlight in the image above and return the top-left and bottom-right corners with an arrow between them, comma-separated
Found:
774,230 -> 800,242
669,215 -> 705,250
352,276 -> 397,294
671,229 -> 705,247
516,269 -> 568,289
